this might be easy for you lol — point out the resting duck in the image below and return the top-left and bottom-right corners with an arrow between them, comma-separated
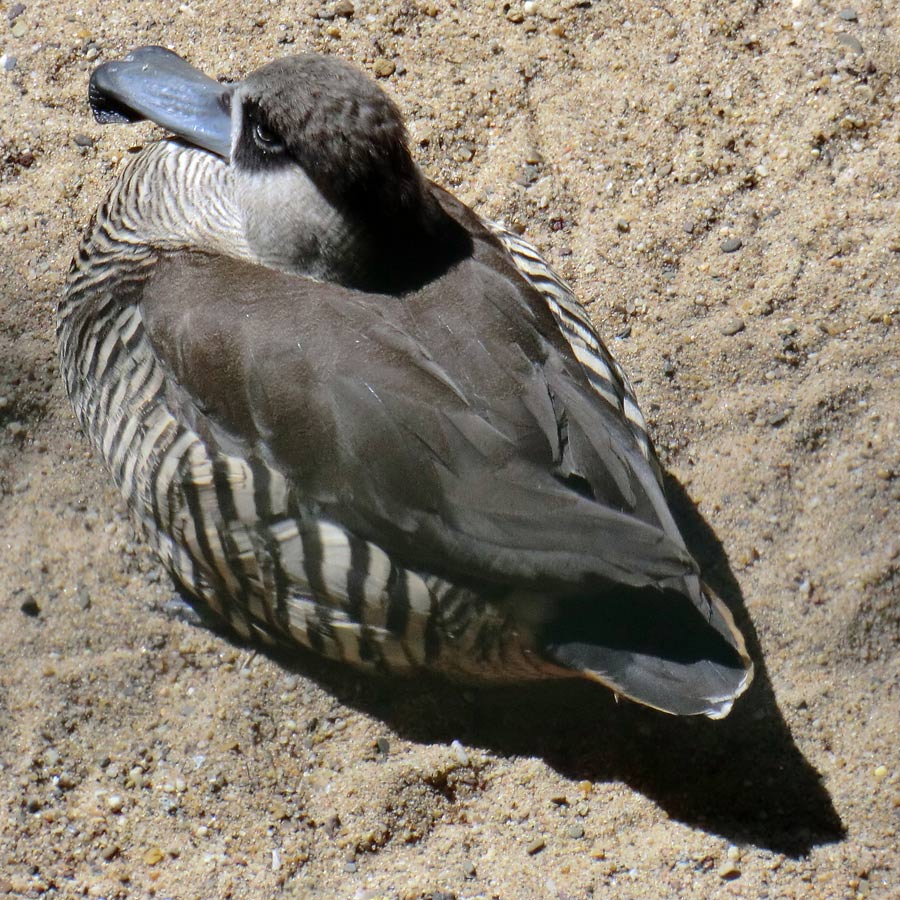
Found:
58,47 -> 752,717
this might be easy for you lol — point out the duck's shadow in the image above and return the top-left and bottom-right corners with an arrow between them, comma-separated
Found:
217,473 -> 843,856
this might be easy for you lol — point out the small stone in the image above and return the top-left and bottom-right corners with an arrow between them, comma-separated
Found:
375,737 -> 390,757
7,420 -> 26,439
2,54 -> 17,71
107,794 -> 124,813
506,8 -> 525,23
20,595 -> 40,617
372,58 -> 395,78
26,796 -> 41,813
333,0 -> 354,16
523,146 -> 544,165
450,740 -> 470,767
343,860 -> 357,874
10,19 -> 26,37
838,8 -> 858,21
721,237 -> 743,253
143,847 -> 164,866
721,317 -> 745,336
525,837 -> 545,855
874,765 -> 888,781
616,219 -> 630,233
718,861 -> 741,880
565,823 -> 585,839
463,859 -> 476,878
683,221 -> 695,234
836,32 -> 863,54
8,4 -> 25,21
57,772 -> 77,790
73,133 -> 94,148
76,586 -> 91,610
663,358 -> 676,378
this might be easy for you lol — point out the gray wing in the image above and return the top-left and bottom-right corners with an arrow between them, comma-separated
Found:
139,249 -> 696,597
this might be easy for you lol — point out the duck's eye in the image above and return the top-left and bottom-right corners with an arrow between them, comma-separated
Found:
253,120 -> 283,151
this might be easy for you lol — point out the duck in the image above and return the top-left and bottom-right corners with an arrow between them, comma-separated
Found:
58,46 -> 753,717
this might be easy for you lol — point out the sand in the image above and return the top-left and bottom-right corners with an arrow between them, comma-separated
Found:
1,1 -> 898,897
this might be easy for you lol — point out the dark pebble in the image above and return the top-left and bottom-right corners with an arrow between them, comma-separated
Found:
683,221 -> 695,234
616,218 -> 630,233
20,595 -> 40,617
836,32 -> 864,54
73,133 -> 94,148
375,736 -> 390,757
26,796 -> 41,812
3,55 -> 17,71
838,8 -> 858,21
7,3 -> 25,22
663,359 -> 676,378
721,237 -> 743,253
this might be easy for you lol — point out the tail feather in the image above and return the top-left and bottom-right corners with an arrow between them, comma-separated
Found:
541,582 -> 753,718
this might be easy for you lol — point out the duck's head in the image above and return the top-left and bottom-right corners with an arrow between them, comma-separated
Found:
89,47 -> 468,291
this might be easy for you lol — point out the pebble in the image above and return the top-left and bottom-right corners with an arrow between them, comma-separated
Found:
1,54 -> 17,71
718,861 -> 741,879
663,358 -> 676,378
836,33 -> 863,54
616,218 -> 630,233
10,19 -> 26,37
721,317 -> 746,336
73,133 -> 95,148
463,859 -> 476,878
143,847 -> 164,866
838,8 -> 858,21
333,0 -> 354,16
565,823 -> 585,839
343,860 -> 358,874
7,3 -> 25,20
721,237 -> 743,253
372,58 -> 395,78
450,740 -> 470,767
76,586 -> 91,610
525,837 -> 546,855
375,737 -> 390,757
20,595 -> 40,617
107,794 -> 124,813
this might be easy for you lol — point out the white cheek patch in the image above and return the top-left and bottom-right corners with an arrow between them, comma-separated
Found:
236,167 -> 354,274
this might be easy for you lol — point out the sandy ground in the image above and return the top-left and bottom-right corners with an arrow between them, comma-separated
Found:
1,1 -> 898,898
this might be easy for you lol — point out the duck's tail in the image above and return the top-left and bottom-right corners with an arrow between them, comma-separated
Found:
540,580 -> 753,718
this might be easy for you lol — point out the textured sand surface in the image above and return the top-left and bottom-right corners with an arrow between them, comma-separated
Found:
1,2 -> 898,898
